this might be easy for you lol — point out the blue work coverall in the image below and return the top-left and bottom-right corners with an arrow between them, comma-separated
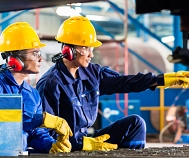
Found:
36,61 -> 164,151
0,64 -> 55,153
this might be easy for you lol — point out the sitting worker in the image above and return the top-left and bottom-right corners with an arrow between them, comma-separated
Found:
36,16 -> 189,152
0,22 -> 72,153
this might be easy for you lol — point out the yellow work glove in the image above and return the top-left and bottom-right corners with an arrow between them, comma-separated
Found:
49,135 -> 72,154
82,134 -> 118,151
164,71 -> 189,88
42,112 -> 73,137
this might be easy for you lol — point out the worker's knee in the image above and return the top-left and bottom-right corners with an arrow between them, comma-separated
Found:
123,114 -> 146,131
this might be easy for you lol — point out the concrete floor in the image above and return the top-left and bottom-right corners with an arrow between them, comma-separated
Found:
145,142 -> 187,148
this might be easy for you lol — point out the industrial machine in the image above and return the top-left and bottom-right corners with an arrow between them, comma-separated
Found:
136,0 -> 189,67
136,0 -> 189,143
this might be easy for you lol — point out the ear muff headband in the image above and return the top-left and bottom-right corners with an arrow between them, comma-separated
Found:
7,55 -> 24,71
51,44 -> 77,63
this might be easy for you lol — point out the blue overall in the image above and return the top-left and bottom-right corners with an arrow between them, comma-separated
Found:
36,61 -> 164,151
0,64 -> 55,153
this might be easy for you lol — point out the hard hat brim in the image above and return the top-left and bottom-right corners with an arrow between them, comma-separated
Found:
89,40 -> 102,47
39,43 -> 47,48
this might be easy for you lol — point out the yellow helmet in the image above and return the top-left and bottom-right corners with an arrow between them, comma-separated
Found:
0,22 -> 46,52
55,16 -> 102,47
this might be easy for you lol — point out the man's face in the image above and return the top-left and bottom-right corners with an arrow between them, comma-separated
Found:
73,46 -> 94,68
18,48 -> 43,74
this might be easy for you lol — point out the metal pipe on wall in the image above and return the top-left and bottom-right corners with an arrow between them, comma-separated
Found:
124,0 -> 128,116
35,8 -> 40,84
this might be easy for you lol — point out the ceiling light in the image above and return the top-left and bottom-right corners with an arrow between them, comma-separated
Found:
56,6 -> 81,16
161,36 -> 175,43
86,15 -> 110,21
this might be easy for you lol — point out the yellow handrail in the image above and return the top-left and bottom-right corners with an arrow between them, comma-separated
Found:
159,86 -> 165,131
140,86 -> 186,131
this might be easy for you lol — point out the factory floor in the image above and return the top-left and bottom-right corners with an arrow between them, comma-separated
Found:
25,135 -> 189,158
28,145 -> 189,158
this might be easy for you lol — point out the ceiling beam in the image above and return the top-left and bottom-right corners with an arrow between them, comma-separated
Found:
0,0 -> 100,12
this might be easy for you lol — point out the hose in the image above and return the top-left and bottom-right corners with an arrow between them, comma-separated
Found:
159,121 -> 175,143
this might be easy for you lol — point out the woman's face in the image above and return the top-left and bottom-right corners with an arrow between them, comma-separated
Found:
73,46 -> 94,68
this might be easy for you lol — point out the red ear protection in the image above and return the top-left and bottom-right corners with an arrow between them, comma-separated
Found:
62,45 -> 76,61
7,55 -> 24,71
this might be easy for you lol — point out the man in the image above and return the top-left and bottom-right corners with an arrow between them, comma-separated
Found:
0,22 -> 72,153
36,16 -> 189,151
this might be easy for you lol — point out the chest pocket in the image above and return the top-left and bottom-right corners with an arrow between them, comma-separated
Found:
61,98 -> 88,129
81,89 -> 100,125
23,103 -> 38,120
82,89 -> 100,103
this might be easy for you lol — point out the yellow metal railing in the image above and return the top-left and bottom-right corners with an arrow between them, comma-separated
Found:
160,86 -> 165,130
140,86 -> 181,131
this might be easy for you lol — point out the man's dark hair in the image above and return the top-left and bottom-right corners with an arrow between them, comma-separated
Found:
1,50 -> 25,60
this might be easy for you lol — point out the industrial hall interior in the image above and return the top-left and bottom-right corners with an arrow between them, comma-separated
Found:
1,0 -> 189,157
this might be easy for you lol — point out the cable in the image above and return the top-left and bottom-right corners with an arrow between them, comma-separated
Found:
159,88 -> 187,143
171,88 -> 186,106
159,121 -> 175,143
51,53 -> 68,63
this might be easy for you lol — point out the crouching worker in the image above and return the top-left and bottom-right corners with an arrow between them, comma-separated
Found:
0,22 -> 72,153
36,16 -> 189,152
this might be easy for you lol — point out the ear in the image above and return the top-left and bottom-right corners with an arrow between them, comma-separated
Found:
62,45 -> 76,61
7,55 -> 24,71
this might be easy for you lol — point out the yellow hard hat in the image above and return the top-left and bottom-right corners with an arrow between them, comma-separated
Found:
0,22 -> 46,52
55,16 -> 102,47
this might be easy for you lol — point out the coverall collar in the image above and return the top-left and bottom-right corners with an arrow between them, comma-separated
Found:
57,61 -> 89,85
1,64 -> 33,92
21,80 -> 33,92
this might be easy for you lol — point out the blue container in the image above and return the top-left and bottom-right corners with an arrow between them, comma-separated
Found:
0,94 -> 23,156
176,133 -> 189,144
100,100 -> 141,128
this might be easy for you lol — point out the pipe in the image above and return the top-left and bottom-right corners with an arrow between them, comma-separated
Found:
159,86 -> 165,131
35,8 -> 40,30
0,10 -> 28,25
35,8 -> 40,84
159,121 -> 175,143
108,0 -> 173,51
115,43 -> 125,114
123,0 -> 129,116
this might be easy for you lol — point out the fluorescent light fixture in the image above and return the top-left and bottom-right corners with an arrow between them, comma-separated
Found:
86,15 -> 110,21
56,6 -> 81,16
161,35 -> 175,43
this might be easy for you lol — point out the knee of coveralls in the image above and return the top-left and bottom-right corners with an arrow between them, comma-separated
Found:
92,114 -> 146,149
23,130 -> 29,151
119,114 -> 146,149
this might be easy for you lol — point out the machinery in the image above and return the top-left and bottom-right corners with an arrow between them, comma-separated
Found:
136,0 -> 189,143
167,16 -> 189,67
136,0 -> 189,66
